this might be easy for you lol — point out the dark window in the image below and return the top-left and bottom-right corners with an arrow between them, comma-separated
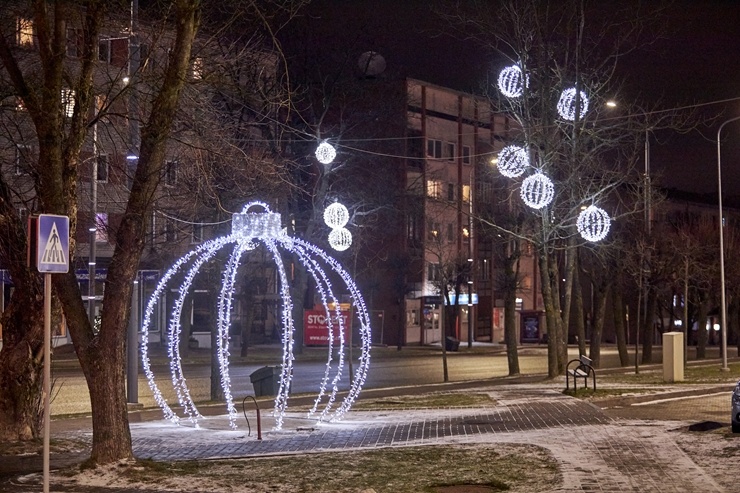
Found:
463,145 -> 471,164
96,154 -> 108,182
164,160 -> 177,186
191,222 -> 203,243
426,139 -> 442,159
447,183 -> 455,201
15,145 -> 33,175
66,28 -> 82,58
445,142 -> 456,161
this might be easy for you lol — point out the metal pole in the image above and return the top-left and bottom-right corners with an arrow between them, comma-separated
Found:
43,273 -> 51,493
88,108 -> 98,323
127,278 -> 139,403
717,115 -> 740,372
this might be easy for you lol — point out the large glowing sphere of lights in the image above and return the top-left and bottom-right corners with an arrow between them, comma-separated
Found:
497,65 -> 526,98
497,145 -> 529,178
577,205 -> 611,242
139,201 -> 372,432
315,141 -> 337,164
520,172 -> 555,209
328,227 -> 352,251
324,202 -> 349,229
557,87 -> 589,121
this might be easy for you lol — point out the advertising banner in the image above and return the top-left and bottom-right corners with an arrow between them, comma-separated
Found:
304,309 -> 351,346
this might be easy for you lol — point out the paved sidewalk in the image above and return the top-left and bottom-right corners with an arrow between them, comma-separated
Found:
3,383 -> 735,492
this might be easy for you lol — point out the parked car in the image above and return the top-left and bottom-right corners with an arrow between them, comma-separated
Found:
733,382 -> 740,433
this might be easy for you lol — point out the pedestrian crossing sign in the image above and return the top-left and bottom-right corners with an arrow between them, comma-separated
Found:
37,214 -> 69,273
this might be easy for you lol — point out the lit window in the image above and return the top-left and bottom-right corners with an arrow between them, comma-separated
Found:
426,179 -> 443,199
16,18 -> 34,47
61,88 -> 75,118
192,57 -> 203,80
462,184 -> 471,203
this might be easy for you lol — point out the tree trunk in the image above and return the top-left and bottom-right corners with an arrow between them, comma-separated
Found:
573,258 -> 586,356
0,281 -> 44,441
696,299 -> 709,359
503,286 -> 520,376
641,286 -> 657,364
611,278 -> 629,366
588,283 -> 609,368
538,249 -> 563,377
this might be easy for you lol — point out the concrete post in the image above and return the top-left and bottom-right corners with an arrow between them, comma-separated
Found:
663,331 -> 684,382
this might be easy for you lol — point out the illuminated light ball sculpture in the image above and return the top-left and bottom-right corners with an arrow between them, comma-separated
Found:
323,202 -> 349,229
557,87 -> 589,121
520,172 -> 555,209
328,227 -> 352,251
497,145 -> 529,178
497,64 -> 527,98
577,205 -> 611,242
315,141 -> 337,165
139,201 -> 372,431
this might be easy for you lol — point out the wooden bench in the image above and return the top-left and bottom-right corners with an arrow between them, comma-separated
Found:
566,354 -> 596,392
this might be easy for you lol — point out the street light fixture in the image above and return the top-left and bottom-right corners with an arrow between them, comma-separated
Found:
716,115 -> 740,372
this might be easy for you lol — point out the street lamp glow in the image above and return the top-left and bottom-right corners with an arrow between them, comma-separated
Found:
606,100 -> 617,108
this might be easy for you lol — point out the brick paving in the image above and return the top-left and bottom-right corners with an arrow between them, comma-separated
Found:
2,384 -> 735,492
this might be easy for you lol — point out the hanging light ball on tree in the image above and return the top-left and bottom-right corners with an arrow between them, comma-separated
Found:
497,145 -> 529,178
315,141 -> 337,165
497,65 -> 527,98
328,227 -> 352,251
324,202 -> 350,229
557,87 -> 589,121
577,205 -> 611,242
520,172 -> 555,209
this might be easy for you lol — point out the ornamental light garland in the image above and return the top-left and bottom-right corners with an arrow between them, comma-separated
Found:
140,201 -> 372,431
520,172 -> 555,209
577,205 -> 611,242
557,87 -> 589,121
315,141 -> 337,165
497,64 -> 527,98
328,227 -> 352,251
324,202 -> 349,229
497,145 -> 530,178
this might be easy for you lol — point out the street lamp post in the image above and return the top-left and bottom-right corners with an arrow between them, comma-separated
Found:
717,115 -> 740,372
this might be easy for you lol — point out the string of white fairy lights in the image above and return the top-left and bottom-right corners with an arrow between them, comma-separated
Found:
496,63 -> 611,242
140,201 -> 372,430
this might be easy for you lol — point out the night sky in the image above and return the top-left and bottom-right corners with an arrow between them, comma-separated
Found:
282,0 -> 740,195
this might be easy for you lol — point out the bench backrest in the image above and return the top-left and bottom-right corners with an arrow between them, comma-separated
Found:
579,354 -> 592,366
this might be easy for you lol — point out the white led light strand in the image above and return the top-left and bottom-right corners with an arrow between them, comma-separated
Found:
323,202 -> 349,229
140,235 -> 235,424
315,141 -> 337,165
497,145 -> 529,178
264,240 -> 295,430
497,64 -> 528,98
216,242 -> 249,429
288,241 -> 346,419
141,201 -> 372,431
520,172 -> 555,210
557,87 -> 589,121
288,238 -> 372,422
577,205 -> 611,242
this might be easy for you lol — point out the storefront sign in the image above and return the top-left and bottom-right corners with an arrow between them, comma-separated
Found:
304,309 -> 351,346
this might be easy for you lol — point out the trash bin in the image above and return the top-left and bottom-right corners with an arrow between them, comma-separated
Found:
249,366 -> 281,397
445,336 -> 460,352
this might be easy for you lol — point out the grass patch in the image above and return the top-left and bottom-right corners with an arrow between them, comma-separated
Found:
562,387 -> 656,400
595,362 -> 740,386
351,392 -> 495,411
69,444 -> 558,492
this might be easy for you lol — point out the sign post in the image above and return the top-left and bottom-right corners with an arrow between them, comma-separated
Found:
36,214 -> 69,493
